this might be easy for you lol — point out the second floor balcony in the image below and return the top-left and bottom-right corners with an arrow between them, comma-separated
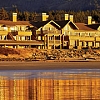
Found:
0,31 -> 8,35
69,35 -> 95,41
45,40 -> 61,44
11,30 -> 32,36
36,30 -> 61,35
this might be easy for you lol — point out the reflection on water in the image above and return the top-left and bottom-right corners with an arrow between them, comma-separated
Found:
0,69 -> 100,100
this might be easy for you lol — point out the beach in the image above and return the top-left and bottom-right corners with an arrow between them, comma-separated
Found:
0,61 -> 100,70
0,48 -> 100,70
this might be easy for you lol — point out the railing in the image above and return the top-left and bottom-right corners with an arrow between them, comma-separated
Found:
36,30 -> 61,35
0,40 -> 44,45
18,31 -> 32,36
49,40 -> 54,44
55,40 -> 61,44
48,30 -> 61,34
0,31 -> 8,35
79,36 -> 94,41
48,40 -> 61,44
96,37 -> 100,41
36,30 -> 48,34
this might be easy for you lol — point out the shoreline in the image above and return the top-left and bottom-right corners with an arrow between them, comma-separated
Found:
0,61 -> 100,70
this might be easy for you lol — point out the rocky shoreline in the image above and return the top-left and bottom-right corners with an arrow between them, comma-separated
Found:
0,48 -> 100,62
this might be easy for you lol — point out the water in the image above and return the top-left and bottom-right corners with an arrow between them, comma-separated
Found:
0,69 -> 100,100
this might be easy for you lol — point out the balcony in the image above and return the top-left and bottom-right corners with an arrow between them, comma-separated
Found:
11,31 -> 32,36
55,40 -> 61,44
18,31 -> 32,36
79,36 -> 94,41
69,36 -> 94,41
0,31 -> 8,35
0,40 -> 44,45
36,30 -> 48,34
69,35 -> 79,40
96,37 -> 100,41
48,40 -> 61,44
48,30 -> 61,34
36,30 -> 61,35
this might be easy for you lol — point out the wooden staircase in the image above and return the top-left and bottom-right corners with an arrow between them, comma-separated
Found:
7,32 -> 15,41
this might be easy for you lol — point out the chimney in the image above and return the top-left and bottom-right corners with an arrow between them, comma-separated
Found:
69,15 -> 73,22
65,14 -> 69,20
13,13 -> 17,22
88,16 -> 92,25
42,13 -> 49,21
92,21 -> 95,24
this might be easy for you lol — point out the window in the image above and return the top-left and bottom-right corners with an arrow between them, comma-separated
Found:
25,36 -> 30,40
74,33 -> 79,36
80,33 -> 85,36
0,36 -> 2,40
85,33 -> 89,36
64,31 -> 69,35
90,33 -> 95,36
55,36 -> 60,40
10,27 -> 17,32
38,36 -> 41,40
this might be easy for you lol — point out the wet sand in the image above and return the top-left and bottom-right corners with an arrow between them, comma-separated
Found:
0,61 -> 100,70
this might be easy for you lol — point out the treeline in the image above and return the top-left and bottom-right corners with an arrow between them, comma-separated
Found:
0,7 -> 100,23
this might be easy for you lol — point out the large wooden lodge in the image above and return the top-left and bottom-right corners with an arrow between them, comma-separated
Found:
0,13 -> 100,49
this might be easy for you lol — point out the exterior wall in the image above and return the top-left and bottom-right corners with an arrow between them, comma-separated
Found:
61,23 -> 76,49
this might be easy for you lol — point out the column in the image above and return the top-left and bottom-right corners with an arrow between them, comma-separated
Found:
5,35 -> 7,40
4,44 -> 6,48
94,36 -> 96,47
47,34 -> 49,49
16,35 -> 19,41
40,45 -> 42,49
30,36 -> 31,40
44,35 -> 46,49
60,35 -> 62,49
63,34 -> 64,49
54,35 -> 55,49
83,41 -> 86,47
29,45 -> 31,48
16,45 -> 19,48
2,35 -> 5,40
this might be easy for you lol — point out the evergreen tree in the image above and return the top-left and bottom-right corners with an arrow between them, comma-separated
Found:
0,8 -> 9,20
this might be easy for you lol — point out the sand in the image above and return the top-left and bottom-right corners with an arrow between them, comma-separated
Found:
0,61 -> 100,70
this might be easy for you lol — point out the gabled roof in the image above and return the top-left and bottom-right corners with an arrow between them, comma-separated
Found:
86,23 -> 100,30
0,20 -> 32,26
55,20 -> 78,29
31,20 -> 50,29
75,23 -> 96,31
55,20 -> 70,28
31,20 -> 61,29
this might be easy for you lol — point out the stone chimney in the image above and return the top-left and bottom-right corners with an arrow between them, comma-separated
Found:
69,15 -> 73,22
88,16 -> 92,25
65,14 -> 69,20
42,13 -> 49,21
13,13 -> 17,22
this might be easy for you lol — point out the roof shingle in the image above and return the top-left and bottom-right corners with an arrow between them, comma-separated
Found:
75,23 -> 96,31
